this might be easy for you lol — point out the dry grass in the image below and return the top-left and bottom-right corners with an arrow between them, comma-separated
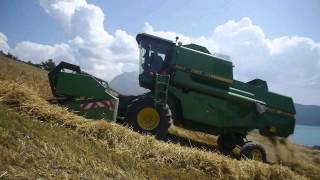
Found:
0,55 -> 51,99
249,132 -> 320,179
0,104 -> 214,179
172,126 -> 320,179
0,80 -> 303,179
0,54 -> 315,179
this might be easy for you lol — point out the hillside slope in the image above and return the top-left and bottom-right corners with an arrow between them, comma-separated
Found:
0,54 -> 317,179
0,55 -> 51,99
0,104 -> 214,179
1,79 -> 305,179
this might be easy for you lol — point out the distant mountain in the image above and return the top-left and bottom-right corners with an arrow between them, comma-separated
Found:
109,72 -> 148,95
295,104 -> 320,126
110,72 -> 320,126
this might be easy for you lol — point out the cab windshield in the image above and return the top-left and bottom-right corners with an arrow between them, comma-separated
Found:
139,41 -> 172,75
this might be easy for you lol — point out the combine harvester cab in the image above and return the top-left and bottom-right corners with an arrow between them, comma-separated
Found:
48,62 -> 119,121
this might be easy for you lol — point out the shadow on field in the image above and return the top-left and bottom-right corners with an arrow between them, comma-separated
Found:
167,134 -> 218,152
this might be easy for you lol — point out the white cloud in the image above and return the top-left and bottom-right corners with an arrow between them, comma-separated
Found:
11,41 -> 75,64
0,32 -> 10,53
39,0 -> 87,32
144,17 -> 320,105
7,0 -> 139,81
40,0 -> 114,45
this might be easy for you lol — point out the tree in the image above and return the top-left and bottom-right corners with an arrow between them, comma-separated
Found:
40,59 -> 56,71
6,52 -> 14,59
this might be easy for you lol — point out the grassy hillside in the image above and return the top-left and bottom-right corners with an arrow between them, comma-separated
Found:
170,125 -> 320,178
0,104 -> 217,179
0,54 -> 317,179
0,55 -> 52,99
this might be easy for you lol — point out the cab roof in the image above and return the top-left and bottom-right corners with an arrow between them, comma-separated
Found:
136,33 -> 175,47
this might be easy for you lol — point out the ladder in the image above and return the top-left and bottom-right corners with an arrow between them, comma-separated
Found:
154,74 -> 170,107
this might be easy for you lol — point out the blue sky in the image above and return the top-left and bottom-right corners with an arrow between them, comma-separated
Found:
0,0 -> 319,105
1,0 -> 319,46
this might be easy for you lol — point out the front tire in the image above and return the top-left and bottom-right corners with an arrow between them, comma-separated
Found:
126,97 -> 170,140
240,143 -> 267,162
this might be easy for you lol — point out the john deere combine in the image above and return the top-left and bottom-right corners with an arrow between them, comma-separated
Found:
48,33 -> 296,162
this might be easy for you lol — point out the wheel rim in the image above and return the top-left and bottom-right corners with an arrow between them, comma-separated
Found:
137,107 -> 160,131
251,149 -> 263,161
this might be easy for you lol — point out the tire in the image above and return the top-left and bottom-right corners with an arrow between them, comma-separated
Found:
126,97 -> 171,140
240,143 -> 267,162
217,133 -> 245,153
259,127 -> 276,137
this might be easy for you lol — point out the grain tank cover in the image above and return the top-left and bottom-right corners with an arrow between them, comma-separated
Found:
172,45 -> 234,87
247,79 -> 268,90
183,44 -> 211,54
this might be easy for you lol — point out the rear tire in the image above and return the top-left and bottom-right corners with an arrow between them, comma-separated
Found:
240,143 -> 267,162
126,97 -> 171,140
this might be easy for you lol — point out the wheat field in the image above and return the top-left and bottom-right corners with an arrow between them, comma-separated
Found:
0,54 -> 318,179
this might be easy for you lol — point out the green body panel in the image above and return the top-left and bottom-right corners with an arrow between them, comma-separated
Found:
164,45 -> 295,137
174,46 -> 233,87
182,44 -> 211,54
56,72 -> 110,99
54,72 -> 118,120
168,87 -> 253,128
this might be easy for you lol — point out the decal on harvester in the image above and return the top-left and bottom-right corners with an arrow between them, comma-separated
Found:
80,100 -> 115,110
174,64 -> 234,84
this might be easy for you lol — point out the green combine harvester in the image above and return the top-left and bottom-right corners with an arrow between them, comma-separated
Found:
48,33 -> 296,162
